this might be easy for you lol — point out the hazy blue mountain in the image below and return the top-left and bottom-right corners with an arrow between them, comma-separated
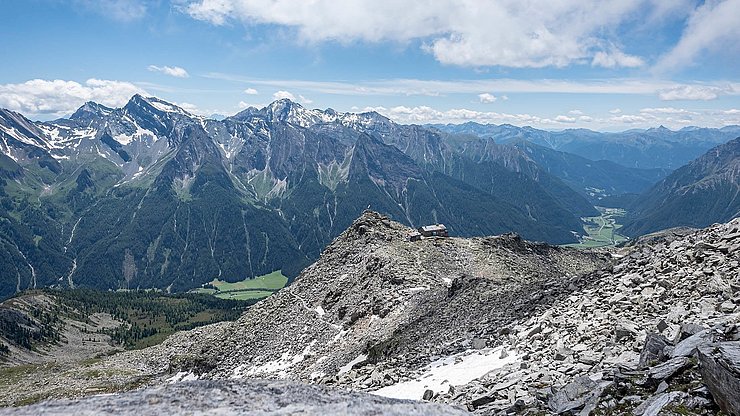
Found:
432,122 -> 738,169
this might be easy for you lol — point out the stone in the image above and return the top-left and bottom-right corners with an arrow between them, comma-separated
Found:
547,375 -> 599,414
471,338 -> 486,350
647,356 -> 690,383
697,342 -> 740,416
422,389 -> 434,401
672,330 -> 715,358
633,391 -> 688,416
469,394 -> 496,409
639,333 -> 670,368
656,320 -> 668,333
719,300 -> 736,313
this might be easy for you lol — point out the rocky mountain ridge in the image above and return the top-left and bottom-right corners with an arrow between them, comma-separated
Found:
0,212 -> 738,415
0,96 -> 604,297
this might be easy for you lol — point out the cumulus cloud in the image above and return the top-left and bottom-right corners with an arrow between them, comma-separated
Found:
655,0 -> 740,72
358,103 -> 740,129
610,114 -> 648,123
591,48 -> 644,68
657,84 -> 733,101
0,78 -> 145,117
272,90 -> 312,104
555,115 -> 577,123
243,88 -> 259,95
478,93 -> 498,103
639,107 -> 695,115
273,90 -> 296,101
609,108 -> 622,114
182,0 -> 671,68
361,105 -> 583,126
147,65 -> 190,78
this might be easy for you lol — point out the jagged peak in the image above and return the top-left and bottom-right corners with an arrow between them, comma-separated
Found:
124,94 -> 191,116
70,101 -> 114,120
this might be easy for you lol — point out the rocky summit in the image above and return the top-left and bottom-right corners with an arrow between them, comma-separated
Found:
1,212 -> 739,416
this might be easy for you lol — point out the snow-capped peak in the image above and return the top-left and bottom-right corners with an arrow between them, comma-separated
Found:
70,101 -> 114,121
124,94 -> 192,117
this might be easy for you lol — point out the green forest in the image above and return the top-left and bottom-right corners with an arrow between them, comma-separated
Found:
0,289 -> 255,353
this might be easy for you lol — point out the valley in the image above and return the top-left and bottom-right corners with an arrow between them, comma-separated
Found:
192,270 -> 288,300
565,207 -> 629,249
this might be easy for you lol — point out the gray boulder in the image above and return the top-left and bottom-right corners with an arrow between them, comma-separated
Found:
698,342 -> 740,416
0,379 -> 470,416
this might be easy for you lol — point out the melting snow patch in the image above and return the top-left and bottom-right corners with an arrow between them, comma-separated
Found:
338,353 -> 367,375
371,347 -> 520,400
167,371 -> 198,384
243,340 -> 317,378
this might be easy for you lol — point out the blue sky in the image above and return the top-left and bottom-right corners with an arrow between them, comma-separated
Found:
1,0 -> 739,131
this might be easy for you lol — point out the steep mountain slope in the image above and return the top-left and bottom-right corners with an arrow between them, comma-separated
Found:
0,97 -> 597,296
3,212 -> 738,415
433,122 -> 739,169
622,137 -> 740,236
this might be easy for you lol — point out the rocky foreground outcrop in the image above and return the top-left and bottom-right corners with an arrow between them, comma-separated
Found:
0,379 -> 469,416
433,218 -> 740,414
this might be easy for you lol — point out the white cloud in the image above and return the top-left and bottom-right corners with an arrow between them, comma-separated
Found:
657,84 -> 734,101
0,78 -> 145,117
478,93 -> 497,103
272,90 -> 312,104
610,114 -> 648,123
609,108 -> 622,114
75,0 -> 147,22
147,65 -> 190,78
569,109 -> 584,115
357,104 -> 740,130
655,0 -> 740,72
591,48 -> 644,68
639,107 -> 695,115
273,90 -> 297,101
243,88 -> 259,95
362,105 -> 582,126
183,0 -> 668,68
555,115 -> 577,123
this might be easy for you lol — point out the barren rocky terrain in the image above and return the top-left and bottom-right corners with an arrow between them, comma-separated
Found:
0,212 -> 738,415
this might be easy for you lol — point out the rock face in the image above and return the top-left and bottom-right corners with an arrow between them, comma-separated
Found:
0,379 -> 470,416
698,342 -> 740,415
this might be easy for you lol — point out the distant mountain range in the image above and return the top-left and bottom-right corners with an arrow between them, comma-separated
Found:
432,122 -> 740,170
1,96 -> 737,297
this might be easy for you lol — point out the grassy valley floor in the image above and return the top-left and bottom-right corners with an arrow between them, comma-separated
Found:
564,207 -> 629,249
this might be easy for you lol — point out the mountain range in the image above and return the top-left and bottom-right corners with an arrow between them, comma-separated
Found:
0,96 -> 738,298
432,122 -> 740,170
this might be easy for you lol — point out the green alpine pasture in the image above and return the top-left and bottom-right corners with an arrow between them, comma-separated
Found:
193,270 -> 288,301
